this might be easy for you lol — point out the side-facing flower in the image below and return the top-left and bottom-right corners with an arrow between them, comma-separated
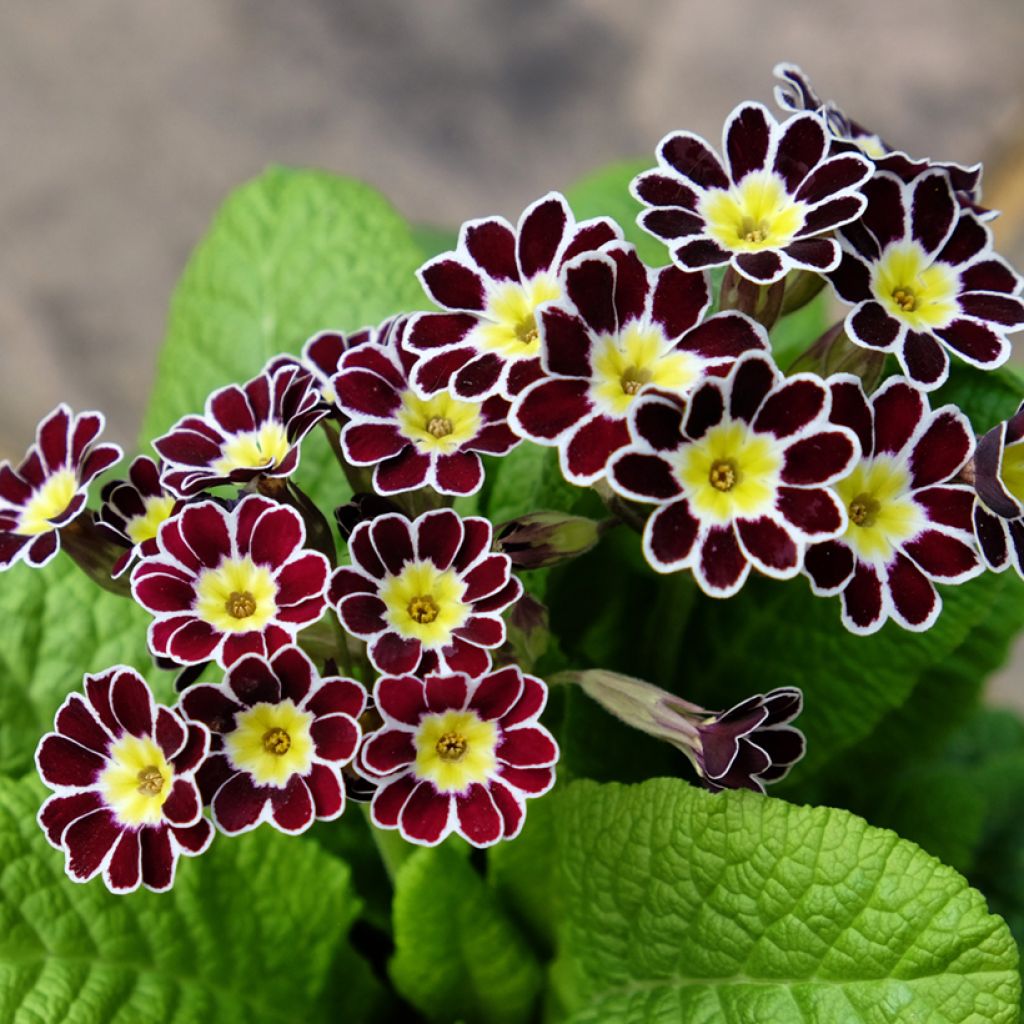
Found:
972,399 -> 1024,575
406,191 -> 621,401
35,666 -> 212,893
829,169 -> 1024,389
299,320 -> 392,405
631,101 -> 872,284
179,645 -> 365,835
333,320 -> 519,495
132,495 -> 330,668
0,404 -> 122,571
804,375 -> 981,633
510,242 -> 768,483
154,362 -> 329,496
329,508 -> 522,676
358,667 -> 557,846
608,351 -> 858,595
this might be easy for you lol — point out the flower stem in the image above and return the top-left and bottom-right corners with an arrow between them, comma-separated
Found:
361,804 -> 413,882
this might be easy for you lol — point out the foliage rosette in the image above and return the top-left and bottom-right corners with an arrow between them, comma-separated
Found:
330,508 -> 522,675
131,494 -> 330,668
35,666 -> 213,894
179,645 -> 365,835
358,666 -> 557,846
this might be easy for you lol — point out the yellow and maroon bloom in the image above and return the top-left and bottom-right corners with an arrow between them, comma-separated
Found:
154,362 -> 329,497
972,399 -> 1024,576
631,102 -> 872,285
804,376 -> 981,634
608,351 -> 858,595
294,318 -> 396,406
179,646 -> 365,835
829,169 -> 1024,390
0,404 -> 122,571
131,494 -> 330,669
329,508 -> 522,677
357,667 -> 557,847
510,242 -> 768,483
406,191 -> 621,402
35,666 -> 213,894
333,321 -> 519,496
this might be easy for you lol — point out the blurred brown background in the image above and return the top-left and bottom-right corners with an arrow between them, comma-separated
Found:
2,1 -> 1024,692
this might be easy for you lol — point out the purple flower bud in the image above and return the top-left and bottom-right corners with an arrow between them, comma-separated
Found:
497,511 -> 608,569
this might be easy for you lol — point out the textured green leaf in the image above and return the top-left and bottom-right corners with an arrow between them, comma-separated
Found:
391,844 -> 542,1024
553,778 -> 1020,1024
0,776 -> 387,1024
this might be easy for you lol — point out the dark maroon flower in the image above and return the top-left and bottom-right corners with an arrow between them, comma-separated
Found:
131,495 -> 330,669
179,645 -> 365,835
295,319 -> 396,406
406,191 -> 621,402
510,242 -> 768,483
357,667 -> 557,847
608,351 -> 858,595
804,375 -> 980,634
631,101 -> 872,285
829,168 -> 1024,390
154,362 -> 329,496
333,319 -> 519,496
329,508 -> 522,677
35,666 -> 213,893
972,399 -> 1024,576
0,404 -> 122,571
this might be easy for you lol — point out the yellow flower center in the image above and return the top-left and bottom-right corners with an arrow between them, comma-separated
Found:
414,710 -> 498,793
590,323 -> 702,417
474,275 -> 561,358
379,559 -> 471,647
836,455 -> 924,563
1000,440 -> 1024,505
194,557 -> 278,633
225,700 -> 314,786
871,242 -> 959,330
676,421 -> 782,524
396,390 -> 482,454
125,494 -> 177,545
212,422 -> 291,476
15,469 -> 78,536
700,171 -> 807,253
99,734 -> 173,826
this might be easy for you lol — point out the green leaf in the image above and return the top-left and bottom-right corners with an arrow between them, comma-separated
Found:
553,778 -> 1021,1024
0,776 -> 388,1023
391,844 -> 543,1024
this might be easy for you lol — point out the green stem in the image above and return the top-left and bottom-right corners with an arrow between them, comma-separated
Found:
362,804 -> 414,882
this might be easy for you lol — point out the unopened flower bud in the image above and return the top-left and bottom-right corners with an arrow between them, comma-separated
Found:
496,511 -> 609,569
335,493 -> 404,540
788,323 -> 885,392
779,268 -> 827,316
496,592 -> 550,671
718,266 -> 785,330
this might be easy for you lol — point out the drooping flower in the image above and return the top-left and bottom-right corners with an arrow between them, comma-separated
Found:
972,399 -> 1024,576
97,456 -> 181,578
829,169 -> 1024,390
35,666 -> 213,893
332,319 -> 519,495
357,667 -> 557,847
131,495 -> 330,668
607,350 -> 858,595
510,242 -> 768,482
178,646 -> 365,835
329,508 -> 522,676
804,376 -> 981,633
0,404 -> 122,571
406,191 -> 621,402
631,101 -> 872,285
154,362 -> 329,496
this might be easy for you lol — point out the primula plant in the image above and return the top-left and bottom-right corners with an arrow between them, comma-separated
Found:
5,65 -> 1024,1024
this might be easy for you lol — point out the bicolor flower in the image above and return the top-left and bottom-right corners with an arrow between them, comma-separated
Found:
804,376 -> 981,633
154,362 -> 329,496
510,242 -> 768,483
829,169 -> 1024,389
631,101 -> 872,285
97,456 -> 180,578
131,495 -> 330,668
329,508 -> 522,676
406,191 -> 621,401
0,404 -> 122,571
35,666 -> 213,894
296,319 -> 395,405
179,645 -> 365,835
333,322 -> 519,495
608,351 -> 858,595
358,667 -> 557,846
972,399 -> 1024,576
